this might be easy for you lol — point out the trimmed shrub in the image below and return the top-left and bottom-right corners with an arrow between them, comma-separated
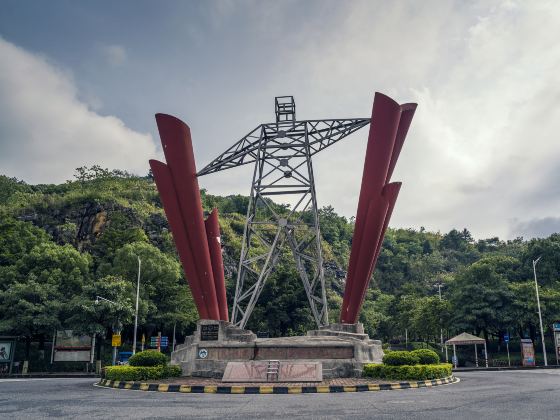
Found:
165,365 -> 182,377
128,350 -> 168,367
411,349 -> 440,365
382,351 -> 420,366
103,365 -> 182,381
363,363 -> 452,381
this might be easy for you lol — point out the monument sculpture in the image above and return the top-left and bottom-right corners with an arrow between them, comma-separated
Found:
149,92 -> 416,379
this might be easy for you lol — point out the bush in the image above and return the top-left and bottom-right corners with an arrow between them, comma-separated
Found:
411,349 -> 440,365
363,364 -> 452,381
165,365 -> 182,377
382,351 -> 420,366
128,350 -> 168,367
103,365 -> 182,381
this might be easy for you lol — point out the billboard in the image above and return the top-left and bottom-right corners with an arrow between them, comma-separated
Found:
521,339 -> 535,366
0,341 -> 13,363
53,330 -> 93,362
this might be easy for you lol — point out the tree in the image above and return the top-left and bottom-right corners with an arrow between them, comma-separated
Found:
66,275 -> 135,361
0,278 -> 61,358
110,241 -> 198,334
67,275 -> 135,335
409,296 -> 451,341
450,256 -> 516,339
0,240 -> 92,358
0,216 -> 50,268
522,234 -> 560,287
359,289 -> 395,340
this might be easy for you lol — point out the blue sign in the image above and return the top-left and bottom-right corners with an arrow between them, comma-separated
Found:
504,333 -> 510,343
553,323 -> 560,331
149,336 -> 169,348
119,351 -> 133,363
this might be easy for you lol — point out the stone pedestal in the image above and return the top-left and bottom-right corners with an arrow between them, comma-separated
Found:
171,320 -> 383,379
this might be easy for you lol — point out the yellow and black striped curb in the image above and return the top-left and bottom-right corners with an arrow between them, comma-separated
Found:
96,376 -> 457,394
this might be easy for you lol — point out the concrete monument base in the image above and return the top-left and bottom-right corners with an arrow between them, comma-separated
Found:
171,320 -> 383,379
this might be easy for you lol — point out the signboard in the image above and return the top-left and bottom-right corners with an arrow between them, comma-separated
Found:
198,348 -> 208,359
201,324 -> 219,341
554,331 -> 560,361
0,340 -> 15,375
521,339 -> 535,366
149,336 -> 169,348
112,334 -> 121,347
503,333 -> 509,344
53,330 -> 93,362
553,322 -> 560,332
0,341 -> 13,363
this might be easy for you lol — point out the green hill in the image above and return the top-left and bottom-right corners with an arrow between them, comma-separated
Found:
1,167 -> 560,358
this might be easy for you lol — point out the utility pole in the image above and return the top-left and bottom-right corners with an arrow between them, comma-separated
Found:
437,282 -> 444,353
533,257 -> 548,366
405,328 -> 408,351
95,295 -> 120,365
132,257 -> 141,355
435,281 -> 443,354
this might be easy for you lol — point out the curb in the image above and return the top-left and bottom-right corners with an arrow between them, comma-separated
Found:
96,375 -> 458,394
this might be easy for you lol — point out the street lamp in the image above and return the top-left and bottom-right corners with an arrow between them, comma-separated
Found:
94,295 -> 120,365
95,296 -> 117,305
434,281 -> 444,353
533,257 -> 548,366
132,256 -> 141,355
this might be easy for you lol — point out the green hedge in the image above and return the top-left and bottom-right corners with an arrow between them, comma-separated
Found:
382,351 -> 420,366
103,365 -> 182,381
128,350 -> 168,367
363,363 -> 452,381
411,349 -> 440,365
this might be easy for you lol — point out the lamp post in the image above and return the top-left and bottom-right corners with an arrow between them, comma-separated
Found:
533,257 -> 548,366
132,257 -> 141,355
435,281 -> 444,353
95,295 -> 120,365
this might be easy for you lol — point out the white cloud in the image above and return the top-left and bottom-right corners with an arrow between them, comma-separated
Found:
100,44 -> 127,67
0,37 -> 158,184
210,0 -> 560,240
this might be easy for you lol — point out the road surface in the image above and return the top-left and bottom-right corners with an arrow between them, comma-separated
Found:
1,370 -> 559,419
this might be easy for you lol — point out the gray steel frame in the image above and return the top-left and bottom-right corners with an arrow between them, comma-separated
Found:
197,97 -> 369,328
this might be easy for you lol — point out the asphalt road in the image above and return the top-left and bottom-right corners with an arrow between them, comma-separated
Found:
1,370 -> 559,419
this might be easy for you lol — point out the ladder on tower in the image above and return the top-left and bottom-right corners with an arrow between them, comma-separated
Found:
266,360 -> 280,382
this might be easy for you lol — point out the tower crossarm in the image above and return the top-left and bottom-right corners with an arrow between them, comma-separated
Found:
196,118 -> 370,177
305,118 -> 370,155
197,124 -> 263,177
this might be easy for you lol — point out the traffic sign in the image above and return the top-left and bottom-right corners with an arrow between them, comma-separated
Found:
149,336 -> 169,348
504,333 -> 510,343
112,334 -> 121,347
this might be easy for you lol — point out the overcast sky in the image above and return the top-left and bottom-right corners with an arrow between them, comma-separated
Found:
1,0 -> 559,240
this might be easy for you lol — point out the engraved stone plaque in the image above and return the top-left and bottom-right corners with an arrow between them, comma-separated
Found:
200,324 -> 219,341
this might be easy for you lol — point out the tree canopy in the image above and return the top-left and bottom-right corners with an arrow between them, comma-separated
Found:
1,169 -> 559,350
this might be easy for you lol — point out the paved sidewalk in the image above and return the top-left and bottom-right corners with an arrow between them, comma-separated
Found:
152,376 -> 388,387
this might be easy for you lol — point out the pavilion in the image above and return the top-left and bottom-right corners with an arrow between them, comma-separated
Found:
445,332 -> 488,368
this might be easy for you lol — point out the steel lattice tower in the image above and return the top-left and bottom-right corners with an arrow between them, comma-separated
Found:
197,97 -> 369,328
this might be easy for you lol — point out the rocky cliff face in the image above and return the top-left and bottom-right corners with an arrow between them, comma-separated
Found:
19,201 -> 139,252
